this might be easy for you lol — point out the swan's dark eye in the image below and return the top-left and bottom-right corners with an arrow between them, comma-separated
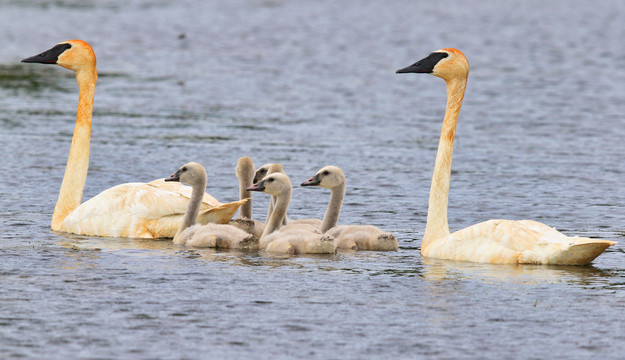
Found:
322,170 -> 329,176
267,178 -> 274,183
181,167 -> 187,172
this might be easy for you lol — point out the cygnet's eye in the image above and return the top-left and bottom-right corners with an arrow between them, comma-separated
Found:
181,167 -> 187,172
267,178 -> 274,183
322,170 -> 329,176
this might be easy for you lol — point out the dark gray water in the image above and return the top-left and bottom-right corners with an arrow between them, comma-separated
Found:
1,1 -> 624,359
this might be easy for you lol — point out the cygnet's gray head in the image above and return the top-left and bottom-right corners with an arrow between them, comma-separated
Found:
247,172 -> 291,196
253,163 -> 285,184
301,165 -> 345,189
236,156 -> 255,181
165,162 -> 207,186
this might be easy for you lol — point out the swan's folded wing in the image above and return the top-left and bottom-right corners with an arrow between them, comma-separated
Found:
444,219 -> 617,265
62,182 -> 245,238
197,199 -> 248,225
147,178 -> 220,207
440,220 -> 556,263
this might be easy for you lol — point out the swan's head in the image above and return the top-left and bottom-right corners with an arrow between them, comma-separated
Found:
247,172 -> 291,197
301,166 -> 345,189
22,40 -> 96,72
253,163 -> 285,184
165,162 -> 207,187
396,48 -> 468,81
236,156 -> 255,180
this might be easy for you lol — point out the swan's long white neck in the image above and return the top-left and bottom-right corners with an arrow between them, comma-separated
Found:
51,68 -> 97,230
321,182 -> 345,233
261,187 -> 291,238
423,76 -> 467,248
174,176 -> 207,242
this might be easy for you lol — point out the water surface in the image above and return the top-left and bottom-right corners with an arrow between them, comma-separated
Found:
1,1 -> 624,359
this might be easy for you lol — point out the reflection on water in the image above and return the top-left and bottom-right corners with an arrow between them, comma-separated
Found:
1,0 -> 624,358
56,232 -> 177,253
422,256 -> 612,285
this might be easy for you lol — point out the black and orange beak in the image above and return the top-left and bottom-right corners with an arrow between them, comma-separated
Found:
21,43 -> 72,65
396,52 -> 449,74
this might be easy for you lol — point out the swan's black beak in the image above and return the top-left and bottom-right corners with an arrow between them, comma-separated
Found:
301,174 -> 321,187
396,52 -> 449,74
247,181 -> 265,192
396,62 -> 423,74
21,43 -> 72,64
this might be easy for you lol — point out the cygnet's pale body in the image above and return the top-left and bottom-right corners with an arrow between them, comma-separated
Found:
247,173 -> 336,255
254,163 -> 322,228
166,162 -> 256,250
301,166 -> 398,251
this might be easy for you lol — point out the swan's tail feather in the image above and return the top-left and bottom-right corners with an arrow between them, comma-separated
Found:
550,239 -> 617,265
198,199 -> 248,225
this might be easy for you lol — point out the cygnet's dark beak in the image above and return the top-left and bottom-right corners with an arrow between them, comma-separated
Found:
301,174 -> 321,187
164,172 -> 180,182
247,181 -> 265,192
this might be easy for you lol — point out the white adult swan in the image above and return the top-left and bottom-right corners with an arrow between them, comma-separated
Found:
301,166 -> 398,251
21,40 -> 244,238
396,48 -> 616,265
247,173 -> 336,254
166,162 -> 256,249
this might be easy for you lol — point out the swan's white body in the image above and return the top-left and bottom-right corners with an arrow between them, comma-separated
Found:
422,218 -> 615,265
397,48 -> 616,265
248,173 -> 336,255
301,166 -> 398,251
62,179 -> 241,238
168,162 -> 256,250
22,40 -> 243,238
